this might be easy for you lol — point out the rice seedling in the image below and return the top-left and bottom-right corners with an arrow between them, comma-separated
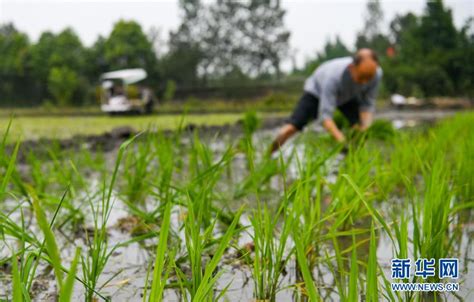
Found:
249,197 -> 295,301
0,120 -> 21,198
365,223 -> 379,302
326,148 -> 380,231
81,134 -> 139,302
374,130 -> 426,198
192,206 -> 243,301
293,232 -> 320,301
123,131 -> 179,225
123,134 -> 153,205
347,234 -> 359,302
239,111 -> 261,168
290,146 -> 338,301
11,254 -> 23,302
412,157 -> 454,278
1,112 -> 473,301
29,186 -> 65,289
7,184 -> 83,302
233,155 -> 280,200
176,192 -> 244,301
57,247 -> 82,302
147,201 -> 172,302
365,119 -> 396,141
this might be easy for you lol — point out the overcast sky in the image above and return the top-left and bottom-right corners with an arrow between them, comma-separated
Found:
1,0 -> 472,69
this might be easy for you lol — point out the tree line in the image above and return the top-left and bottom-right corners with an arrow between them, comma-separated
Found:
0,0 -> 472,107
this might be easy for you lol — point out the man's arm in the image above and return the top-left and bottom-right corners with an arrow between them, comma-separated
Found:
320,80 -> 346,142
359,111 -> 373,130
322,119 -> 346,142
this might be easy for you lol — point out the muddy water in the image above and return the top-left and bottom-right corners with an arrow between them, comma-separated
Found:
1,109 -> 472,301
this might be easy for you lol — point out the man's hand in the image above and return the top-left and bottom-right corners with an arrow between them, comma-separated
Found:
322,118 -> 346,143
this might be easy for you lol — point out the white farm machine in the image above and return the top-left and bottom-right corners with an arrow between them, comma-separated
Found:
100,68 -> 156,114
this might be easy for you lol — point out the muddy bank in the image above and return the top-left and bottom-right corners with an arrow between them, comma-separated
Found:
8,109 -> 465,162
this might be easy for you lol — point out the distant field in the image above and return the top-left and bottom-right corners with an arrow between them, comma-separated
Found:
0,94 -> 299,117
0,97 -> 393,118
0,112 -> 287,141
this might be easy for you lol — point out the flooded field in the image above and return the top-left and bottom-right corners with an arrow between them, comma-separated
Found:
0,110 -> 473,301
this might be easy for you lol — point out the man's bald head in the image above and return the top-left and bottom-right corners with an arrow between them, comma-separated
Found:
353,48 -> 379,64
350,48 -> 379,84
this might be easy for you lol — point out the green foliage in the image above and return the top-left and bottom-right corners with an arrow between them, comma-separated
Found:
159,45 -> 202,88
81,134 -> 139,302
348,235 -> 359,302
250,202 -> 294,301
28,28 -> 87,106
0,23 -> 29,74
29,187 -> 64,290
293,221 -> 321,301
261,92 -> 291,108
3,0 -> 473,107
365,119 -> 396,141
104,20 -> 157,71
11,255 -> 23,302
27,186 -> 81,302
0,119 -> 20,197
60,247 -> 81,302
242,111 -> 261,138
0,24 -> 34,105
148,201 -> 171,302
193,207 -> 243,301
168,0 -> 289,80
419,0 -> 459,52
383,0 -> 472,97
48,67 -> 79,106
333,110 -> 351,130
239,111 -> 261,168
30,28 -> 85,80
365,224 -> 378,302
163,79 -> 176,101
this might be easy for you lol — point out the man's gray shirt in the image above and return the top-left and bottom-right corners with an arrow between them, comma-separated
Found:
303,56 -> 383,121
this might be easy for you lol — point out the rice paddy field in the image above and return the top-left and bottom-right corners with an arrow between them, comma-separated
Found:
0,113 -> 285,141
0,110 -> 473,301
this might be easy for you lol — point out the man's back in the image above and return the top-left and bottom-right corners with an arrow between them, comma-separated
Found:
303,56 -> 353,99
303,56 -> 382,120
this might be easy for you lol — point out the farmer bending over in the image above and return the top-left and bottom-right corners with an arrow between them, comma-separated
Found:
270,48 -> 382,153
